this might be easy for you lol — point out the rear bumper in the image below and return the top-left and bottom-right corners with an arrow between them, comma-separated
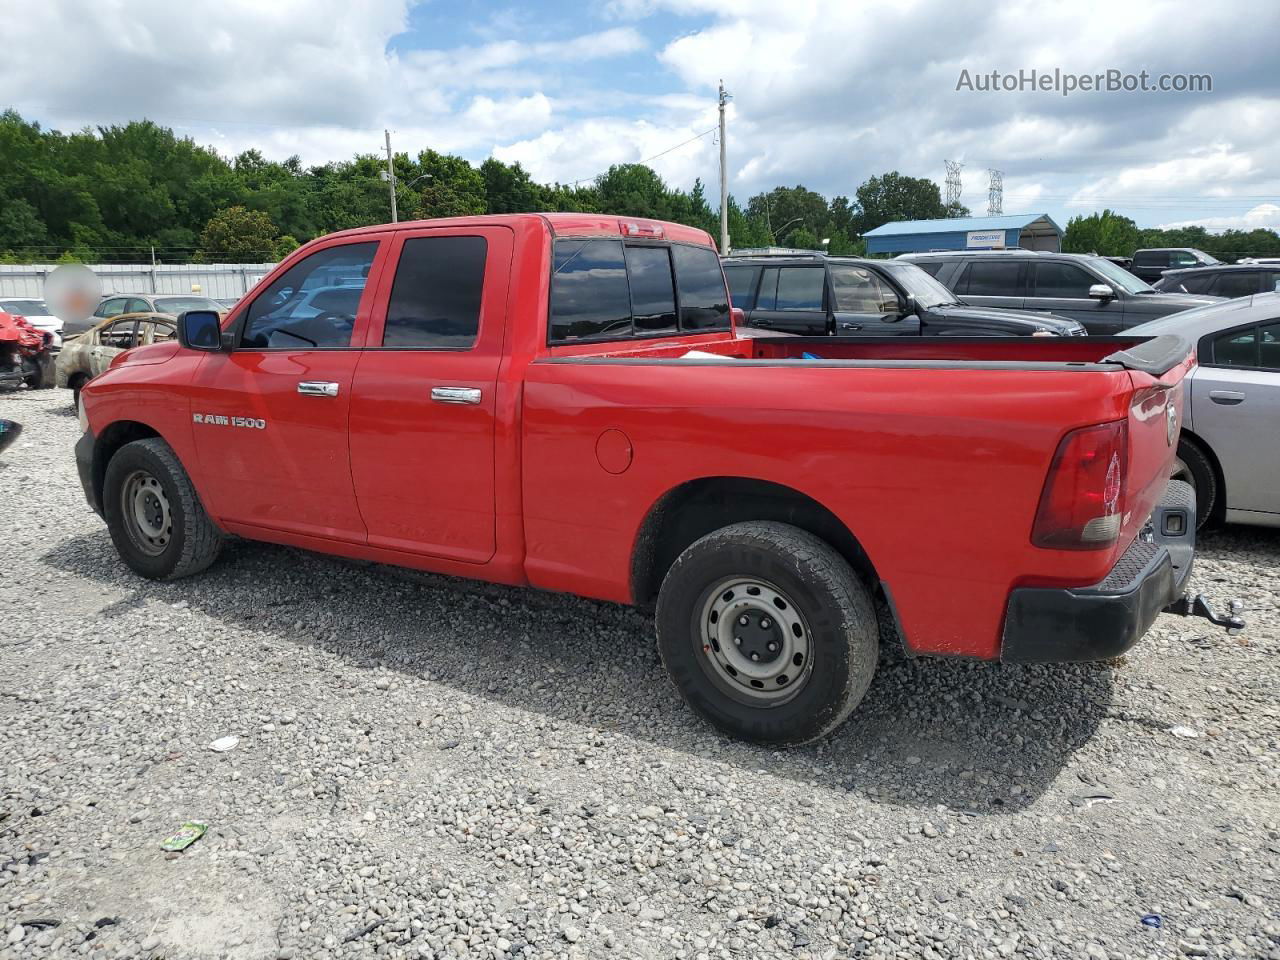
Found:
1001,480 -> 1195,663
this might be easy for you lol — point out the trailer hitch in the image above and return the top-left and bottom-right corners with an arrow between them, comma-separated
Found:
1164,594 -> 1245,635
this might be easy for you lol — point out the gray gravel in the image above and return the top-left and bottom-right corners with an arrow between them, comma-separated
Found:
1,387 -> 1278,960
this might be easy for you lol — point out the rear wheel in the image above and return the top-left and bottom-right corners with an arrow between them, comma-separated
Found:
656,521 -> 878,745
103,438 -> 223,579
1171,437 -> 1218,529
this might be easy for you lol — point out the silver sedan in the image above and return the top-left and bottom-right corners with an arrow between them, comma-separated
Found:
1126,293 -> 1280,528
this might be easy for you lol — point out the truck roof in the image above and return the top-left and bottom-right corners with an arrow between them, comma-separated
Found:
319,213 -> 717,248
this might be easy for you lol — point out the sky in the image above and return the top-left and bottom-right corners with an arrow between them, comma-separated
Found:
3,0 -> 1279,232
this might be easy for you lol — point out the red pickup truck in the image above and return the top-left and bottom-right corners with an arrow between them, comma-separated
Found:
74,213 -> 1241,745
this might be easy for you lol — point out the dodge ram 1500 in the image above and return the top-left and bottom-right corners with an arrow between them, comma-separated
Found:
74,214 -> 1243,744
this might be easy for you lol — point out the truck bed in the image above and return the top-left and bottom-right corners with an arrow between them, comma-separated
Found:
548,334 -> 1192,377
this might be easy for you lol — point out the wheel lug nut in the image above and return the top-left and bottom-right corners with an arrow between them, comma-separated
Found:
761,618 -> 772,629
767,642 -> 778,652
750,652 -> 761,662
734,636 -> 742,646
738,615 -> 749,626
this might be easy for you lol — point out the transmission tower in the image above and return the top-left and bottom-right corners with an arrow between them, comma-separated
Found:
944,160 -> 964,211
987,169 -> 1003,216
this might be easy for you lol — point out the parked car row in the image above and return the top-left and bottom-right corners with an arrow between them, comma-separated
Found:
897,250 -> 1221,334
722,255 -> 1085,337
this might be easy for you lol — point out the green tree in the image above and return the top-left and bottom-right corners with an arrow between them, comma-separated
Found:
1063,209 -> 1141,257
198,206 -> 282,261
853,172 -> 954,234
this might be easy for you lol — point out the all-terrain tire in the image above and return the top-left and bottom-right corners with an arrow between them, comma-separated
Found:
103,437 -> 223,580
655,521 -> 878,746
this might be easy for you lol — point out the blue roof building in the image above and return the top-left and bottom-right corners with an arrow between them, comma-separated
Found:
864,213 -> 1063,255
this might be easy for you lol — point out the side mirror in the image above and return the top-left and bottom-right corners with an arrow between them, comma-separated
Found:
177,310 -> 225,351
1089,284 -> 1115,300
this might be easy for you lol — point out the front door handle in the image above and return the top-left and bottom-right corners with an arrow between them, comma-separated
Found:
297,381 -> 339,397
431,386 -> 482,405
1209,390 -> 1245,405
838,322 -> 863,331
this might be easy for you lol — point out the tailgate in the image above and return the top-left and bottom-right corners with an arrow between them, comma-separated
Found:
1119,337 -> 1196,547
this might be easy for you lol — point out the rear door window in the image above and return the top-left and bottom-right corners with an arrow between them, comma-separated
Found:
1209,271 -> 1261,300
549,238 -> 632,342
672,243 -> 730,330
382,236 -> 487,348
1134,251 -> 1167,267
774,267 -> 825,310
957,261 -> 1023,297
725,265 -> 761,310
625,245 -> 677,335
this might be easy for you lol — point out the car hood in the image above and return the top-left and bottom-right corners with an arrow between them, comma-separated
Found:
1131,293 -> 1223,310
938,302 -> 1082,333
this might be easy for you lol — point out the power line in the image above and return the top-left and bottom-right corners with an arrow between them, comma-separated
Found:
570,127 -> 717,186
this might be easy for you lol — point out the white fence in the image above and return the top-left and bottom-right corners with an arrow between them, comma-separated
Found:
0,263 -> 278,301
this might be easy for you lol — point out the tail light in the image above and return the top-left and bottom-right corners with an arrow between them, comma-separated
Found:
1032,420 -> 1128,550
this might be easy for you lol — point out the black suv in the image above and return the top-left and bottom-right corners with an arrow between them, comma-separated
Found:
722,255 -> 1085,337
1131,248 -> 1220,283
899,250 -> 1221,335
1153,264 -> 1280,298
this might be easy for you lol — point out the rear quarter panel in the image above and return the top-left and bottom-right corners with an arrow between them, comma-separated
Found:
520,359 -> 1142,659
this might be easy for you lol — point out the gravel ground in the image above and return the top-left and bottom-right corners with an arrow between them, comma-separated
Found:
1,387 -> 1278,960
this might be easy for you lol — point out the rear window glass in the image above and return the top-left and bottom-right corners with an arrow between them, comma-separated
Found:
725,265 -> 761,311
383,236 -> 487,348
672,244 -> 730,330
625,245 -> 677,335
550,239 -> 632,342
1210,326 -> 1257,367
957,261 -> 1022,297
775,267 -> 825,310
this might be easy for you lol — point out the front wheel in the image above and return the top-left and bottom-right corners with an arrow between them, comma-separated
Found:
656,521 -> 878,746
103,438 -> 223,580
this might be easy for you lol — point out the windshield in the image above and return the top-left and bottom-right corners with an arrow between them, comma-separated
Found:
1088,257 -> 1153,295
1,299 -> 50,314
878,261 -> 960,308
154,296 -> 223,314
1190,249 -> 1220,265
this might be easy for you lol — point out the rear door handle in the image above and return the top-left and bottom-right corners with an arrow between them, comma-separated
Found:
838,322 -> 863,331
1209,390 -> 1245,405
297,381 -> 339,397
431,386 -> 482,405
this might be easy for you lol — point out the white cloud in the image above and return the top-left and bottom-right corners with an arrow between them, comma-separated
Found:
4,0 -> 1280,230
1157,203 -> 1280,233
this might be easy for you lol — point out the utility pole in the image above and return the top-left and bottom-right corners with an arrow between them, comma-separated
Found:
718,81 -> 730,254
385,129 -> 398,223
